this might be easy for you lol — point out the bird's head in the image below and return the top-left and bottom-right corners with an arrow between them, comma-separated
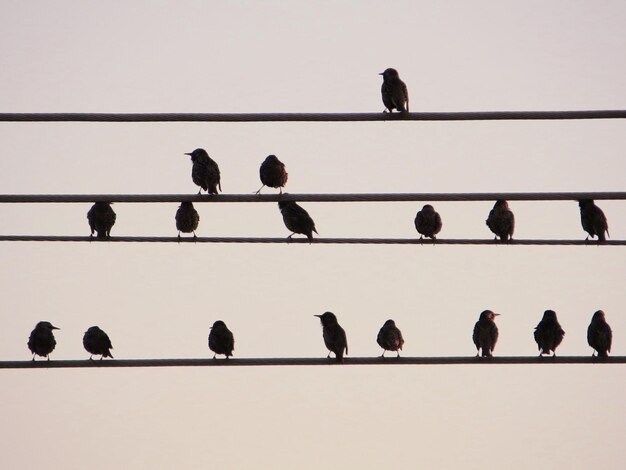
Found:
578,199 -> 594,209
265,154 -> 279,162
479,310 -> 500,321
422,204 -> 435,212
494,199 -> 509,209
542,310 -> 558,321
592,310 -> 606,322
185,148 -> 208,162
383,319 -> 396,328
37,321 -> 60,331
314,311 -> 338,326
211,320 -> 227,329
379,68 -> 399,80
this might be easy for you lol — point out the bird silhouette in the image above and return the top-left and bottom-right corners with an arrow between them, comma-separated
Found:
587,310 -> 612,358
314,312 -> 348,362
534,310 -> 565,356
175,201 -> 200,238
185,148 -> 221,195
380,68 -> 409,113
83,326 -> 113,360
377,319 -> 404,357
486,199 -> 514,241
208,320 -> 234,359
578,199 -> 609,242
414,204 -> 442,240
472,310 -> 500,357
87,202 -> 116,239
278,200 -> 318,243
27,321 -> 59,360
257,155 -> 288,194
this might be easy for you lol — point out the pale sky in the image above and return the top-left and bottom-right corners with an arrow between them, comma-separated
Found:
1,1 -> 625,469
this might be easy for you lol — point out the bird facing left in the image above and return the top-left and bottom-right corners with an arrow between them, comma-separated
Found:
27,321 -> 60,360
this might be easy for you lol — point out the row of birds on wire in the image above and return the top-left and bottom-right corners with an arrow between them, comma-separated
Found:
25,309 -> 613,363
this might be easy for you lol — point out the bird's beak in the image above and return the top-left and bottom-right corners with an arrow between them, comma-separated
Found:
184,152 -> 192,156
379,72 -> 384,75
314,315 -> 321,318
494,313 -> 501,316
52,326 -> 60,330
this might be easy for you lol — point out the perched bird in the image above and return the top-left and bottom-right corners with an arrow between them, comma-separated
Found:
257,155 -> 288,194
315,312 -> 348,362
578,199 -> 609,242
208,320 -> 234,359
587,310 -> 612,358
175,201 -> 200,238
87,202 -> 116,239
472,310 -> 500,357
380,68 -> 409,113
414,204 -> 443,240
486,199 -> 515,241
83,326 -> 114,360
278,200 -> 318,243
377,319 -> 405,358
185,148 -> 221,195
27,321 -> 60,360
534,310 -> 565,356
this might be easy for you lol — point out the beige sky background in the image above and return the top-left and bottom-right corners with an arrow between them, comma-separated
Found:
1,1 -> 625,469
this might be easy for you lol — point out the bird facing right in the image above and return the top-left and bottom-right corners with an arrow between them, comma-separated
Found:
87,202 -> 116,239
257,154 -> 288,194
534,310 -> 565,356
414,204 -> 443,240
83,326 -> 114,360
315,312 -> 348,362
472,310 -> 500,357
208,320 -> 235,359
27,321 -> 60,360
175,201 -> 200,238
587,310 -> 612,358
486,199 -> 515,241
185,148 -> 221,195
377,319 -> 405,357
380,68 -> 409,113
578,199 -> 609,242
278,200 -> 318,243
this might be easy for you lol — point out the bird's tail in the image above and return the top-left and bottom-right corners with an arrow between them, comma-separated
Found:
104,351 -> 114,358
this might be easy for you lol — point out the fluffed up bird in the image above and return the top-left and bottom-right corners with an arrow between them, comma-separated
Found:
83,326 -> 113,360
377,319 -> 405,358
27,321 -> 60,360
587,310 -> 612,358
208,320 -> 234,359
414,204 -> 442,240
257,154 -> 288,194
175,201 -> 200,238
534,310 -> 565,356
278,199 -> 318,243
87,202 -> 116,239
380,68 -> 409,113
486,199 -> 514,241
185,148 -> 221,195
315,312 -> 348,363
472,310 -> 500,358
578,200 -> 609,242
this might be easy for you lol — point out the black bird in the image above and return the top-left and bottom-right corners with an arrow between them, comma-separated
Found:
87,202 -> 116,239
414,204 -> 443,240
578,199 -> 609,242
314,312 -> 348,362
377,319 -> 405,358
257,155 -> 288,194
472,310 -> 500,358
185,148 -> 221,195
486,199 -> 514,241
208,320 -> 234,359
83,326 -> 114,360
27,321 -> 59,360
534,310 -> 565,356
278,200 -> 318,243
380,68 -> 409,113
175,201 -> 200,238
587,310 -> 612,358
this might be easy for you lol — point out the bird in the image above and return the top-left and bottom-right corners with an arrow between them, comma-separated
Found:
87,202 -> 116,239
27,321 -> 60,360
175,201 -> 200,238
534,310 -> 565,356
486,199 -> 515,241
257,155 -> 288,194
380,68 -> 409,113
587,310 -> 612,358
278,199 -> 318,243
377,319 -> 405,357
314,312 -> 348,362
472,310 -> 500,357
208,320 -> 234,359
185,148 -> 221,195
578,199 -> 609,242
414,204 -> 443,240
83,326 -> 114,360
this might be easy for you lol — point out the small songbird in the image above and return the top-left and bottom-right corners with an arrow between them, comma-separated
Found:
27,321 -> 60,360
472,310 -> 500,358
314,312 -> 348,362
87,202 -> 116,239
578,199 -> 609,242
175,201 -> 200,238
185,148 -> 221,195
380,68 -> 409,113
377,319 -> 405,358
486,199 -> 515,241
208,320 -> 234,359
414,204 -> 443,240
83,326 -> 114,360
534,310 -> 565,356
278,200 -> 318,243
257,155 -> 288,194
587,310 -> 612,358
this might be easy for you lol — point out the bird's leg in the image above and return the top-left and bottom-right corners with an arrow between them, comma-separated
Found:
279,188 -> 283,194
212,354 -> 216,359
197,189 -> 202,195
193,232 -> 197,242
396,351 -> 401,358
32,354 -> 36,361
380,351 -> 386,358
254,185 -> 264,194
327,352 -> 331,359
286,233 -> 294,243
